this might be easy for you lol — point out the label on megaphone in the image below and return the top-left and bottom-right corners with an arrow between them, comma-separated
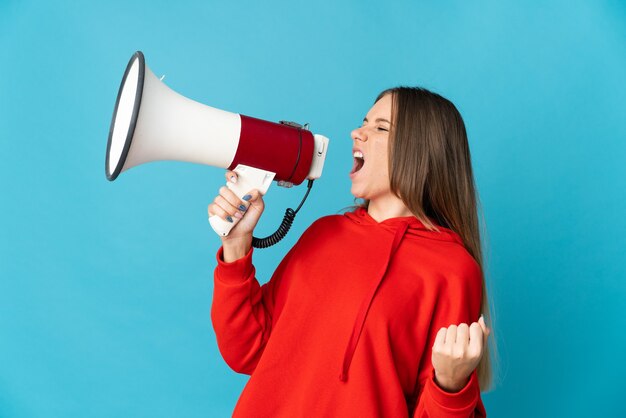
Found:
208,164 -> 276,236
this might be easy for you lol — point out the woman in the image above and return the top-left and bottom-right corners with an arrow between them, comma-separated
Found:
209,87 -> 493,417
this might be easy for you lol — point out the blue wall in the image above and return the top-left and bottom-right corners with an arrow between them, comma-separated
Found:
1,1 -> 625,417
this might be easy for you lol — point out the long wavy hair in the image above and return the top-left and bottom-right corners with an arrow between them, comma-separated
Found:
360,86 -> 496,390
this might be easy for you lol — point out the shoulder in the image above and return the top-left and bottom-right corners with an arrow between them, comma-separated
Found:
297,214 -> 346,241
292,212 -> 360,247
409,238 -> 482,294
449,246 -> 482,284
435,246 -> 483,306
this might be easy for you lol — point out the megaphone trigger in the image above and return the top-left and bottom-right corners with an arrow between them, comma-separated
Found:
208,164 -> 275,236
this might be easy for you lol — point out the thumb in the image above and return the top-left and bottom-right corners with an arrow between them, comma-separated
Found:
244,189 -> 261,201
478,314 -> 490,342
243,189 -> 264,211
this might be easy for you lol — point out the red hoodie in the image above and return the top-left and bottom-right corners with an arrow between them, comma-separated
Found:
211,208 -> 486,417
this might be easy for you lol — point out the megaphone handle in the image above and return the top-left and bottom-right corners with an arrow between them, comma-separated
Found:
209,165 -> 276,237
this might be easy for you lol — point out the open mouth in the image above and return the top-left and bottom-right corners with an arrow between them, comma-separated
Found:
351,151 -> 365,175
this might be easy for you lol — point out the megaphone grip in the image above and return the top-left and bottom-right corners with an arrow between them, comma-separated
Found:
208,165 -> 275,237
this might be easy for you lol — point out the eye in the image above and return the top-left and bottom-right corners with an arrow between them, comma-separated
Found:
377,126 -> 389,132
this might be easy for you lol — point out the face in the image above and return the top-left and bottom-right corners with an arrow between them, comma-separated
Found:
349,93 -> 394,201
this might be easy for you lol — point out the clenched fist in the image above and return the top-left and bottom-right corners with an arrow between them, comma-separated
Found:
431,315 -> 490,392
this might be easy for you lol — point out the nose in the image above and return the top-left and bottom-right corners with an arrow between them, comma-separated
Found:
351,126 -> 367,142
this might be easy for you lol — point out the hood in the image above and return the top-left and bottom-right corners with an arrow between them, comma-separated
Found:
344,207 -> 463,245
338,207 -> 463,382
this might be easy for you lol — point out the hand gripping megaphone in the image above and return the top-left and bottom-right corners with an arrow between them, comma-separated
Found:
105,51 -> 329,247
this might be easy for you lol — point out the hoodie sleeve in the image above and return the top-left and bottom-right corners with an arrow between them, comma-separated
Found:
412,256 -> 487,418
412,370 -> 486,418
210,244 -> 296,375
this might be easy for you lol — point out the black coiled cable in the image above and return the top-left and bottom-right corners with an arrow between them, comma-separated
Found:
251,208 -> 296,248
252,180 -> 314,248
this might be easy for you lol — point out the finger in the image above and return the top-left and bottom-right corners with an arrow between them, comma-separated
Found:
433,327 -> 447,350
208,202 -> 234,223
219,186 -> 249,213
444,324 -> 457,345
468,322 -> 483,357
456,323 -> 469,346
479,315 -> 491,345
224,170 -> 238,184
213,195 -> 240,221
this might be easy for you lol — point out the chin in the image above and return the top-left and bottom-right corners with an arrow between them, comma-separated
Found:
350,184 -> 365,199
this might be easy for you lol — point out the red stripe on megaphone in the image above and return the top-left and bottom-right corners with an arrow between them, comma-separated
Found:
229,115 -> 314,185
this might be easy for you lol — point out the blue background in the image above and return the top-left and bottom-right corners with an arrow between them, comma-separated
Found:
1,1 -> 625,417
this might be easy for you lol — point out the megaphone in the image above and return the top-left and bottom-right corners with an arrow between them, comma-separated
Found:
106,51 -> 329,245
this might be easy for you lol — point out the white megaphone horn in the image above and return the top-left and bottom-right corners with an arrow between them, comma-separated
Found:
106,51 -> 329,246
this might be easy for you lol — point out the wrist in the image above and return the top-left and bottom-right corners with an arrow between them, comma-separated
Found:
434,372 -> 470,393
221,236 -> 252,262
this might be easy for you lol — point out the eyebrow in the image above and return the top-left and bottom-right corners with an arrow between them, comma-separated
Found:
363,117 -> 392,124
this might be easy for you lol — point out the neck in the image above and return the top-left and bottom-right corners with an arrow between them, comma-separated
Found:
367,194 -> 414,223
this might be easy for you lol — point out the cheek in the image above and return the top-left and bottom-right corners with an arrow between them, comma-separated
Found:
372,141 -> 390,172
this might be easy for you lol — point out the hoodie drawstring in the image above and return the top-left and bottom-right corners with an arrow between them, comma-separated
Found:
339,222 -> 409,382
